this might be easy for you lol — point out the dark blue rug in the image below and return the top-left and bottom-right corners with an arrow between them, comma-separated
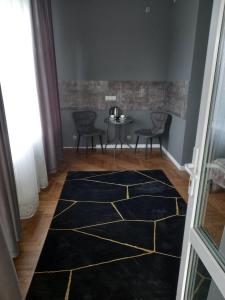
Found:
26,170 -> 187,300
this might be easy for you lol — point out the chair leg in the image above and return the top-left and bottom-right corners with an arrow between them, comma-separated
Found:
91,136 -> 94,150
135,136 -> 139,153
99,135 -> 104,153
145,138 -> 148,160
85,137 -> 88,157
76,135 -> 81,152
150,138 -> 153,152
159,136 -> 162,156
114,142 -> 118,159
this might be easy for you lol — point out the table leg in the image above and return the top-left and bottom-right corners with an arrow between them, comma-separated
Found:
105,122 -> 110,150
114,126 -> 120,159
145,138 -> 148,160
119,126 -> 123,149
114,142 -> 118,159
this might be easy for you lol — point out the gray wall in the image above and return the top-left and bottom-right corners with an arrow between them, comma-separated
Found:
166,0 -> 212,165
182,0 -> 213,164
52,0 -> 213,165
164,0 -> 200,164
168,0 -> 200,81
51,0 -> 172,81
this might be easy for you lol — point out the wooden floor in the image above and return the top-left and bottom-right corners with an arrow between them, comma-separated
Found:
14,149 -> 189,299
204,188 -> 225,247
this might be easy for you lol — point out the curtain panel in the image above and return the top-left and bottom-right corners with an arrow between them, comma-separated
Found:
0,86 -> 21,257
0,87 -> 21,299
0,226 -> 21,300
0,0 -> 48,218
32,0 -> 63,174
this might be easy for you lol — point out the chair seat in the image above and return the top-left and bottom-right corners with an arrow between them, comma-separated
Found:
79,128 -> 105,137
135,128 -> 155,137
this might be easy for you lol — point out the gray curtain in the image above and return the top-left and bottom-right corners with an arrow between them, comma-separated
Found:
0,226 -> 21,300
0,86 -> 21,257
31,0 -> 63,174
0,86 -> 21,299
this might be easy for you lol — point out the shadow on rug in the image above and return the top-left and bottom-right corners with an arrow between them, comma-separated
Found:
26,170 -> 187,300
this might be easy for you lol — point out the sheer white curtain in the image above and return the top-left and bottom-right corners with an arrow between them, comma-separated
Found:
0,0 -> 48,218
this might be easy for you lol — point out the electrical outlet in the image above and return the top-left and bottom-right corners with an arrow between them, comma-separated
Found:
127,135 -> 132,140
105,96 -> 117,101
72,135 -> 77,140
145,7 -> 150,13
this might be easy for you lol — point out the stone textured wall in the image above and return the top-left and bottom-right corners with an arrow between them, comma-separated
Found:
59,80 -> 189,119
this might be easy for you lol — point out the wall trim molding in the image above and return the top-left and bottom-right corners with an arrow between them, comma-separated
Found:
162,146 -> 185,171
64,144 -> 185,171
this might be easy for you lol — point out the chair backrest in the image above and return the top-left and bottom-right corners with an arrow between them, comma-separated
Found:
150,111 -> 169,135
72,110 -> 97,133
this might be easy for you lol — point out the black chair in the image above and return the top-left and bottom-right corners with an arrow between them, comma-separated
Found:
72,110 -> 105,154
134,111 -> 169,159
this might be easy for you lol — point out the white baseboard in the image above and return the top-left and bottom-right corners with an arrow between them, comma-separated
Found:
63,144 -> 185,171
162,146 -> 185,171
64,144 -> 160,149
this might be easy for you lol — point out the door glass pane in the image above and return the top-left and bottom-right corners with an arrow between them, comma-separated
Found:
189,255 -> 224,300
196,14 -> 225,264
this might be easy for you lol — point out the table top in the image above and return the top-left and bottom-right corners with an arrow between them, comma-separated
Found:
104,116 -> 134,126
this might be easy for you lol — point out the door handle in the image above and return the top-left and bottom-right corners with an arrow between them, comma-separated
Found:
188,178 -> 195,197
193,148 -> 200,174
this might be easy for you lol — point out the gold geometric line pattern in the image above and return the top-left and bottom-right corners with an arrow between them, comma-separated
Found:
49,215 -> 185,231
69,220 -> 124,230
58,194 -> 182,205
34,250 -> 181,276
73,228 -> 153,253
82,178 -> 125,187
59,199 -> 77,203
134,170 -> 175,189
176,198 -> 179,215
66,170 -> 173,189
111,203 -> 124,220
112,195 -> 175,204
82,178 -> 158,188
122,220 -> 154,223
50,224 -> 182,259
53,202 -> 77,219
31,167 -> 186,300
72,200 -> 112,204
49,228 -> 76,231
35,253 -> 151,274
115,194 -> 179,201
126,186 -> 129,199
49,220 -> 153,231
155,251 -> 180,259
64,270 -> 72,300
42,171 -> 185,287
155,214 -> 180,223
66,171 -> 175,190
60,198 -> 127,205
124,181 -> 156,187
66,171 -> 124,181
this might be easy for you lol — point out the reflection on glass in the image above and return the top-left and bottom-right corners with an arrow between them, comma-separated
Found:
198,35 -> 225,262
191,257 -> 223,300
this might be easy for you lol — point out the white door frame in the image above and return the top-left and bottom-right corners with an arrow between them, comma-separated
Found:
176,0 -> 225,299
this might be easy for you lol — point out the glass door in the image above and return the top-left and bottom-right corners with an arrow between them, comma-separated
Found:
177,0 -> 225,299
